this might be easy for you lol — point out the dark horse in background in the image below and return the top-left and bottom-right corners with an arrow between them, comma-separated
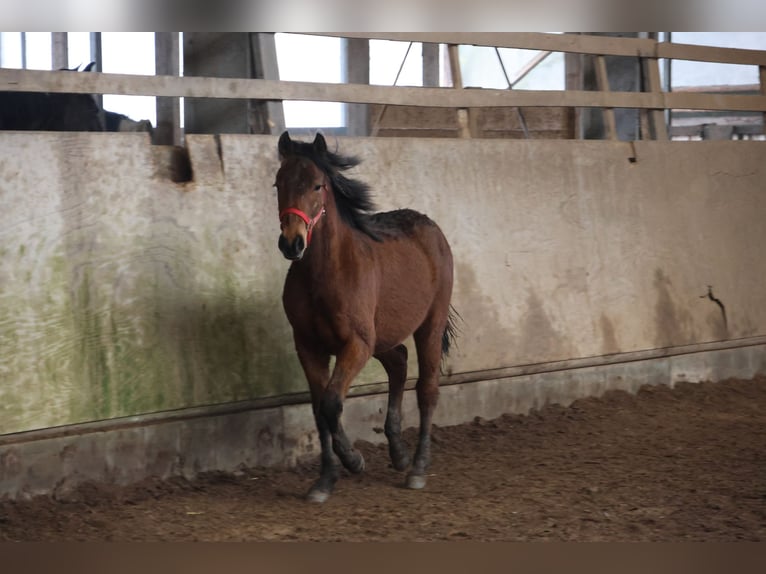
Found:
275,131 -> 457,502
0,62 -> 152,134
0,89 -> 103,132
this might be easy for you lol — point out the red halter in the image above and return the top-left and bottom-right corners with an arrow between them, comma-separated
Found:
279,185 -> 326,247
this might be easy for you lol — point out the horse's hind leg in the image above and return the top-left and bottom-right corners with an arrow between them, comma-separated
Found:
375,344 -> 410,471
407,318 -> 446,490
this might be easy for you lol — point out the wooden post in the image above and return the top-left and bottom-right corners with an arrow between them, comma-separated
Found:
344,37 -> 369,136
760,65 -> 766,136
183,33 -> 251,134
447,43 -> 472,138
154,32 -> 181,146
644,57 -> 668,140
20,32 -> 27,69
89,32 -> 102,71
51,32 -> 68,70
249,33 -> 285,135
565,50 -> 583,139
422,42 -> 440,87
594,55 -> 617,140
89,33 -> 103,112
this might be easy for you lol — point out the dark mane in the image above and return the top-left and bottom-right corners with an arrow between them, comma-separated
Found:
287,137 -> 382,241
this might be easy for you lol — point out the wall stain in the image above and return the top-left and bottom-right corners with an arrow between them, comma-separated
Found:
455,262 -> 572,367
705,309 -> 729,341
653,269 -> 695,348
519,291 -> 569,363
454,262 -> 519,367
599,313 -> 620,355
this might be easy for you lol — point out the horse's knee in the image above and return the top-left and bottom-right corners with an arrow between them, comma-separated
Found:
416,380 -> 439,406
320,390 -> 343,429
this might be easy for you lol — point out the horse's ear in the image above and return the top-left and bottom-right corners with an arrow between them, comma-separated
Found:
278,131 -> 293,158
312,133 -> 327,155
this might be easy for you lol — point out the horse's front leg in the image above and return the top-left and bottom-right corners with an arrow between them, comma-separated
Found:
320,335 -> 371,477
294,342 -> 336,503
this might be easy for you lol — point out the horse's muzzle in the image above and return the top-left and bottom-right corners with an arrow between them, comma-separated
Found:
278,234 -> 306,260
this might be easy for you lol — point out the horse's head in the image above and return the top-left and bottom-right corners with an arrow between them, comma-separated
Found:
275,131 -> 328,261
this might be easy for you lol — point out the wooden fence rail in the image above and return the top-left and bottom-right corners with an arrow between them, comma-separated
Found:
2,32 -> 766,139
2,68 -> 766,114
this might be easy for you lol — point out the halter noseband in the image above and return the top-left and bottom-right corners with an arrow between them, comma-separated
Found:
279,184 -> 327,247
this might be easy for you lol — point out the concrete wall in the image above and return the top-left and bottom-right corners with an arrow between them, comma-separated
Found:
1,133 -> 765,494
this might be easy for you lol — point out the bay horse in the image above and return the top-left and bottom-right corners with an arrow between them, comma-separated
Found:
275,131 -> 457,503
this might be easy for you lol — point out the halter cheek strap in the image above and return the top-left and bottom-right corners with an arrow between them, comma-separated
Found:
279,187 -> 326,247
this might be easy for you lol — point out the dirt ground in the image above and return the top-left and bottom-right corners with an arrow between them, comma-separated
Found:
1,376 -> 765,541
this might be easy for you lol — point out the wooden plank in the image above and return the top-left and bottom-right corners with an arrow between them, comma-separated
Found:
320,33 -> 766,67
250,32 -> 286,135
154,32 -> 181,146
645,57 -> 669,140
565,51 -> 584,139
317,32 -> 658,58
370,105 -> 571,133
2,68 -> 766,113
375,128 -> 459,138
658,42 -> 766,67
422,42 -> 440,87
594,55 -> 617,140
345,37 -> 369,136
761,65 -> 766,135
51,33 -> 68,70
511,51 -> 552,87
447,44 -> 472,138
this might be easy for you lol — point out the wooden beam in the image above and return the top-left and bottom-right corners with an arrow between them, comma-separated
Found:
316,32 -> 658,58
344,37 -> 369,136
448,43 -> 472,138
761,65 -> 766,135
594,55 -> 617,140
644,57 -> 668,140
249,32 -> 285,135
2,68 -> 766,113
565,51 -> 583,139
657,42 -> 766,67
317,33 -> 766,67
422,42 -> 440,87
511,51 -> 552,88
154,33 -> 181,146
51,33 -> 68,70
89,32 -> 102,72
89,32 -> 102,111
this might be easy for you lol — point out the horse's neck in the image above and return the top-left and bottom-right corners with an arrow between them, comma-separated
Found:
301,208 -> 357,283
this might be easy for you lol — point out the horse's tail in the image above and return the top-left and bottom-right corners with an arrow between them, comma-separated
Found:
441,305 -> 460,357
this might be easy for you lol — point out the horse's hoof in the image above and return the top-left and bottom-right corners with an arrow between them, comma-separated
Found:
388,447 -> 411,472
406,473 -> 427,490
342,452 -> 365,474
306,488 -> 331,503
391,454 -> 410,472
349,453 -> 365,474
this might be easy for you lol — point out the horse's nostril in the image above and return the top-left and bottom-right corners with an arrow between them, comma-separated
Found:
278,234 -> 306,260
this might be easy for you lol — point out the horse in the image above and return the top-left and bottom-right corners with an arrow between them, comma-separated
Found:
275,131 -> 457,503
104,110 -> 154,135
0,62 -> 152,134
0,90 -> 103,132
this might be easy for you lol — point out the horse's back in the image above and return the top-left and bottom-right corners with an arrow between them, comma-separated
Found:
368,208 -> 437,235
368,209 -> 451,256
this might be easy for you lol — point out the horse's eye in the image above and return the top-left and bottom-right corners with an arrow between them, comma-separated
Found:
314,184 -> 322,191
